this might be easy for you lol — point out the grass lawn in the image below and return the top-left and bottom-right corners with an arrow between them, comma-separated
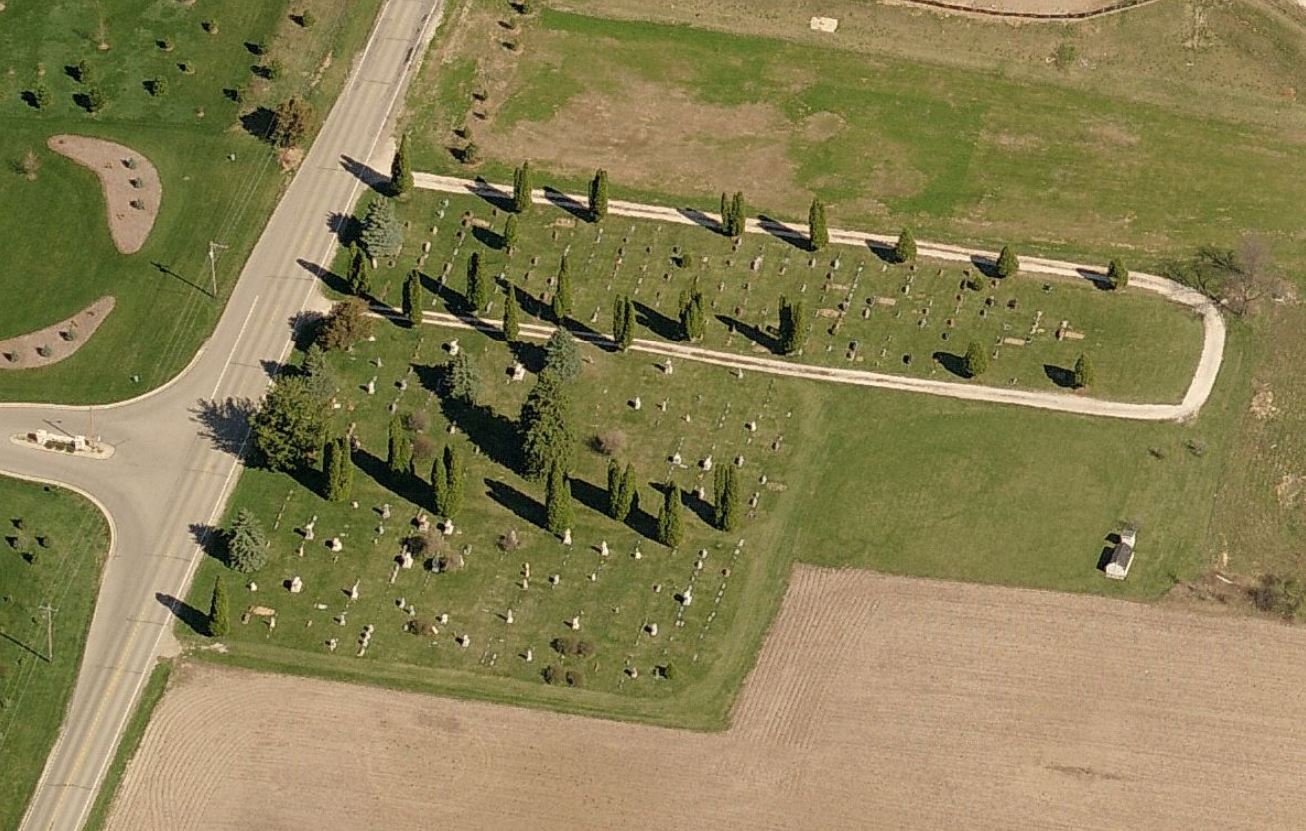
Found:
343,191 -> 1206,402
0,0 -> 382,403
407,1 -> 1306,274
181,190 -> 1246,726
0,479 -> 110,831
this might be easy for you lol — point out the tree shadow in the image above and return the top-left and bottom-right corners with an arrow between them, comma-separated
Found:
296,257 -> 350,295
470,177 -> 514,212
439,396 -> 519,472
542,186 -> 591,223
20,90 -> 40,109
568,476 -> 607,518
354,447 -> 430,508
290,309 -> 326,351
932,351 -> 969,379
756,215 -> 807,249
1044,363 -> 1076,389
339,154 -> 388,193
514,285 -> 550,322
239,107 -> 276,144
64,64 -> 84,82
971,255 -> 1002,280
633,301 -> 681,341
684,487 -> 715,527
156,592 -> 208,635
328,212 -> 361,246
244,40 -> 267,56
716,314 -> 778,354
189,522 -> 227,564
861,239 -> 899,264
676,207 -> 723,235
510,341 -> 547,374
192,397 -> 256,455
485,478 -> 545,529
472,224 -> 506,251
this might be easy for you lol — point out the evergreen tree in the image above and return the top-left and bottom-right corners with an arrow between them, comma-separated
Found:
208,575 -> 230,637
808,198 -> 828,251
466,251 -> 490,312
359,198 -> 403,259
403,268 -> 423,325
894,228 -> 917,264
346,242 -> 372,297
503,213 -> 519,252
300,344 -> 336,401
322,435 -> 353,501
964,340 -> 989,378
611,295 -> 635,351
251,375 -> 328,472
544,327 -> 581,381
678,288 -> 706,342
729,192 -> 746,238
589,168 -> 609,221
390,132 -> 413,196
715,465 -> 742,532
430,452 -> 448,516
386,416 -> 413,477
995,244 -> 1020,279
657,481 -> 684,548
446,350 -> 480,404
227,509 -> 268,573
1073,353 -> 1095,389
442,444 -> 465,518
621,463 -> 638,519
778,295 -> 806,355
1107,258 -> 1129,290
545,462 -> 573,536
318,298 -> 373,351
512,161 -> 533,214
719,192 -> 731,237
607,459 -> 623,519
520,370 -> 574,479
552,255 -> 572,321
503,284 -> 521,342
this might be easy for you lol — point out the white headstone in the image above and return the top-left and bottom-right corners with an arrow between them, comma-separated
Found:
288,576 -> 303,593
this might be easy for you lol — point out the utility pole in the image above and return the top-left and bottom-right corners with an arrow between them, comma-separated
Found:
207,241 -> 229,298
38,603 -> 57,662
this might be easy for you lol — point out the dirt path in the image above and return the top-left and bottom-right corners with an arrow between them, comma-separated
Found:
408,173 -> 1225,421
48,135 -> 160,255
106,567 -> 1306,830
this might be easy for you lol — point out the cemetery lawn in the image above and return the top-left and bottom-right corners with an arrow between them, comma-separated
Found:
0,478 -> 111,831
181,195 -> 1246,726
408,1 -> 1306,273
0,0 -> 381,403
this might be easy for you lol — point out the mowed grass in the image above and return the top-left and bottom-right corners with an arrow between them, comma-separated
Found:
346,191 -> 1206,402
183,196 -> 1245,726
0,0 -> 382,403
409,2 -> 1306,273
0,479 -> 110,831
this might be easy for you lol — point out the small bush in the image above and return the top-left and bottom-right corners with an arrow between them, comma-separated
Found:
411,434 -> 437,462
263,60 -> 282,81
297,10 -> 316,27
542,664 -> 560,684
591,430 -> 626,456
403,411 -> 430,433
202,19 -> 219,34
1251,575 -> 1304,620
564,668 -> 585,688
551,635 -> 576,656
158,38 -> 174,52
178,61 -> 195,75
35,345 -> 51,358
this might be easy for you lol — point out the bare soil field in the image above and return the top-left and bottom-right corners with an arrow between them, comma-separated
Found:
108,566 -> 1306,830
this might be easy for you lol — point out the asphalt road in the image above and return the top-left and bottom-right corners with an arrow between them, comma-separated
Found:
1,1 -> 445,828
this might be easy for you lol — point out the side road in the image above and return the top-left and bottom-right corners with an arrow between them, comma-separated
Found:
412,173 -> 1225,422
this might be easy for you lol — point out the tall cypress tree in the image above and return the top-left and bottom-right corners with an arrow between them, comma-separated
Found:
778,295 -> 806,355
512,161 -> 533,214
503,284 -> 521,342
719,192 -> 730,237
894,228 -> 917,264
964,340 -> 989,377
552,255 -> 572,322
606,459 -> 624,519
442,443 -> 465,518
386,416 -> 412,477
657,480 -> 683,548
431,451 -> 449,516
808,198 -> 828,251
503,213 -> 519,252
729,192 -> 746,238
1073,353 -> 1095,389
403,269 -> 422,325
466,251 -> 489,312
621,463 -> 638,519
589,168 -> 609,221
208,575 -> 230,637
545,462 -> 572,536
347,242 -> 372,297
612,295 -> 635,351
390,132 -> 413,196
323,435 -> 352,502
716,465 -> 742,532
1107,258 -> 1129,290
520,370 -> 574,479
679,289 -> 705,342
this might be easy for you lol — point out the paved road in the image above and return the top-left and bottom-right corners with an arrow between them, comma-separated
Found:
413,174 -> 1225,421
1,2 -> 445,828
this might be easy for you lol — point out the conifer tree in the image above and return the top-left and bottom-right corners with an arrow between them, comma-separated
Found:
607,459 -> 624,519
503,213 -> 519,252
322,436 -> 353,502
208,575 -> 230,637
964,340 -> 989,378
719,192 -> 730,236
996,245 -> 1019,278
360,198 -> 403,259
466,251 -> 489,312
678,288 -> 705,342
729,192 -> 746,237
894,228 -> 917,264
1107,258 -> 1129,290
545,462 -> 572,536
431,451 -> 449,517
503,284 -> 521,342
227,508 -> 268,573
446,350 -> 480,404
621,462 -> 638,518
442,444 -> 465,518
552,255 -> 572,321
512,161 -> 533,214
589,168 -> 609,221
386,416 -> 412,477
1073,353 -> 1095,389
390,132 -> 413,196
808,198 -> 828,251
715,465 -> 742,532
544,327 -> 581,381
346,242 -> 372,297
657,480 -> 683,548
611,295 -> 634,351
778,295 -> 806,355
520,370 -> 574,479
403,269 -> 422,325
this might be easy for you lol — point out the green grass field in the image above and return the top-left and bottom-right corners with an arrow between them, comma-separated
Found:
182,189 -> 1246,728
408,1 -> 1306,274
0,479 -> 110,831
0,0 -> 382,403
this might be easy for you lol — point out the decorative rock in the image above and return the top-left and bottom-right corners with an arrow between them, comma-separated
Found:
446,338 -> 461,357
663,358 -> 674,375
734,455 -> 745,467
304,516 -> 317,541
632,396 -> 642,410
745,421 -> 757,432
525,647 -> 533,662
549,573 -> 560,586
399,550 -> 414,570
247,581 -> 258,592
347,580 -> 360,601
599,540 -> 610,557
439,613 -> 449,624
561,528 -> 572,546
365,377 -> 376,395
328,537 -> 344,553
287,576 -> 303,593
626,666 -> 639,679
505,609 -> 514,624
646,622 -> 659,636
633,546 -> 642,560
326,638 -> 338,652
588,572 -> 597,582
510,362 -> 526,382
568,616 -> 581,631
700,455 -> 713,472
670,452 -> 682,465
456,633 -> 471,648
380,503 -> 392,520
